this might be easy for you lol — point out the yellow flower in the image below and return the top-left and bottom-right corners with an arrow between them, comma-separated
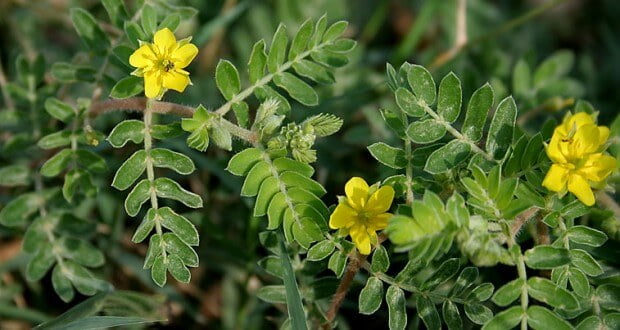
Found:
129,28 -> 198,99
329,177 -> 395,255
542,112 -> 616,206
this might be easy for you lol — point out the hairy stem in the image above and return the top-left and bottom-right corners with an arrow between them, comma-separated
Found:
0,58 -> 15,111
90,97 -> 257,143
323,252 -> 367,329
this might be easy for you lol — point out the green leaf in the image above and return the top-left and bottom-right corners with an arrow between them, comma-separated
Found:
215,60 -> 240,101
0,193 -> 38,227
75,150 -> 107,173
512,58 -> 531,96
278,232 -> 308,330
386,285 -> 407,330
567,225 -> 607,247
416,296 -> 440,330
112,150 -> 146,191
371,245 -> 390,273
144,235 -> 162,269
124,21 -> 146,48
151,148 -> 195,175
257,285 -> 286,304
486,96 -> 517,160
309,15 -> 327,49
248,40 -> 267,84
524,246 -> 571,269
267,24 -> 288,73
568,267 -> 591,297
158,13 -> 181,31
421,258 -> 460,291
359,277 -> 383,315
26,248 -> 56,281
407,65 -> 436,106
291,218 -> 322,249
470,283 -> 494,301
424,140 -> 471,174
273,72 -> 318,106
437,72 -> 462,122
52,264 -> 75,303
462,83 -> 494,142
140,4 -> 157,36
449,267 -> 478,297
154,178 -> 203,208
307,240 -> 335,261
47,316 -> 160,330
102,0 -> 128,28
310,49 -> 348,67
328,250 -> 347,278
367,142 -> 407,169
527,306 -> 572,330
527,277 -> 579,311
492,278 -> 524,306
533,50 -> 574,88
289,19 -> 313,60
163,233 -> 198,267
303,114 -> 343,137
151,254 -> 167,287
107,120 -> 145,148
597,284 -> 620,312
241,161 -> 271,197
323,21 -> 348,42
481,306 -> 522,330
325,38 -> 356,53
45,98 -> 75,122
395,87 -> 425,117
110,76 -> 143,99
41,149 -> 73,177
442,300 -> 462,330
570,249 -> 603,276
125,179 -> 151,217
167,255 -> 191,283
38,131 -> 72,150
406,119 -> 446,144
465,303 -> 493,325
159,207 -> 199,246
227,148 -> 263,176
292,60 -> 334,84
58,238 -> 104,268
0,164 -> 29,187
132,208 -> 155,243
70,8 -> 110,53
232,102 -> 249,128
258,256 -> 284,278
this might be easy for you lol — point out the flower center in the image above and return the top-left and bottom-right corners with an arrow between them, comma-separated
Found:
160,59 -> 175,72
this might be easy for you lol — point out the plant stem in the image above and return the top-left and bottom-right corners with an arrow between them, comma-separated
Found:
323,251 -> 367,329
423,105 -> 495,161
429,0 -> 568,70
404,139 -> 415,205
143,99 -> 166,263
0,58 -> 15,111
90,97 -> 257,143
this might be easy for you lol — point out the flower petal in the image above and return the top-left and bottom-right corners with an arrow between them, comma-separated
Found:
546,133 -> 566,164
365,186 -> 395,214
162,70 -> 190,92
368,213 -> 391,231
172,43 -> 199,69
573,123 -> 601,156
542,164 -> 569,192
144,70 -> 162,98
345,177 -> 369,210
154,28 -> 177,54
598,126 -> 610,146
568,173 -> 595,206
350,225 -> 371,255
581,153 -> 617,182
129,44 -> 156,68
329,203 -> 357,229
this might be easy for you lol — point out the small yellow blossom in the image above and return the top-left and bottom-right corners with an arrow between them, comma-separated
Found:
129,28 -> 198,99
329,177 -> 395,255
542,112 -> 616,206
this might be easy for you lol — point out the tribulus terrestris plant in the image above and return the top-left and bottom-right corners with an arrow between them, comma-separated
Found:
0,0 -> 619,329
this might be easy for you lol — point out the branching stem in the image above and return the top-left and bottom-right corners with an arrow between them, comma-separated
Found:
322,251 -> 367,329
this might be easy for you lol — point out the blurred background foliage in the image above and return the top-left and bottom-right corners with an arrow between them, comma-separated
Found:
1,0 -> 619,328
